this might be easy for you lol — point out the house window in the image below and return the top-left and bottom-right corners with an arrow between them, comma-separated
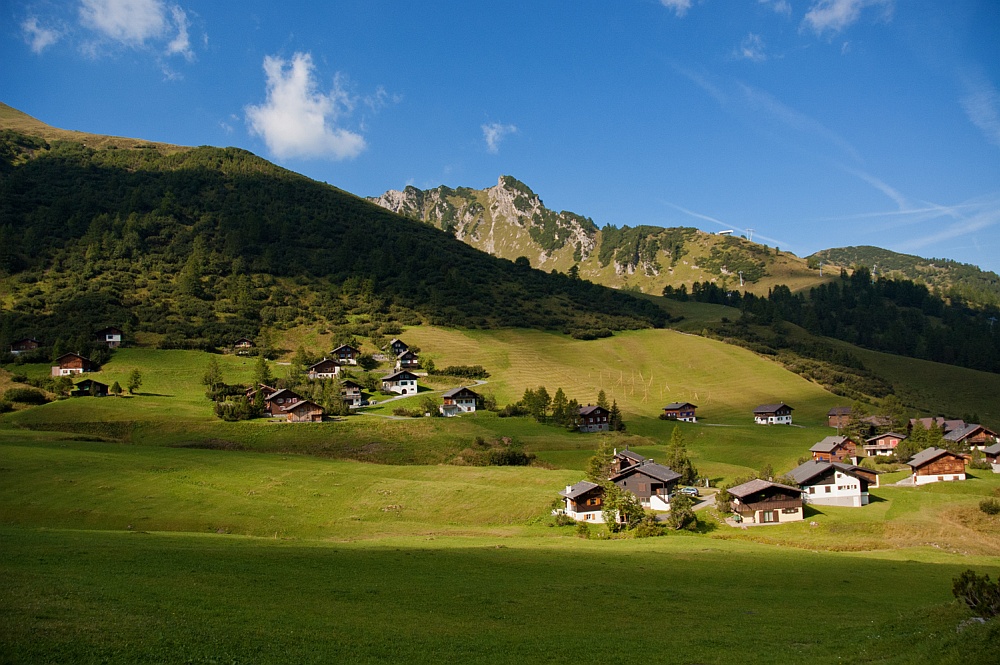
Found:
825,486 -> 831,493
938,476 -> 944,481
762,511 -> 777,523
782,508 -> 798,514
808,487 -> 815,494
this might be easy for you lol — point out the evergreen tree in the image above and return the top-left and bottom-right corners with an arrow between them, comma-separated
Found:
667,493 -> 698,530
253,353 -> 273,388
564,398 -> 581,431
110,380 -> 122,397
127,368 -> 142,395
585,440 -> 613,483
609,400 -> 625,432
596,389 -> 609,410
663,425 -> 698,485
601,483 -> 643,532
202,356 -> 224,393
551,388 -> 568,426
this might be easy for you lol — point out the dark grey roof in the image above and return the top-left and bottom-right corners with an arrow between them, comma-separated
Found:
753,402 -> 793,414
560,480 -> 601,499
307,358 -> 339,371
612,461 -> 680,484
810,435 -> 849,453
281,399 -> 323,413
865,432 -> 907,443
332,344 -> 358,354
943,423 -> 994,442
265,388 -> 301,402
906,447 -> 953,468
983,443 -> 1000,456
828,406 -> 852,416
442,386 -> 479,398
785,460 -> 832,485
663,402 -> 697,410
340,379 -> 362,388
615,449 -> 646,462
728,478 -> 799,498
397,349 -> 418,358
579,405 -> 607,416
383,370 -> 418,381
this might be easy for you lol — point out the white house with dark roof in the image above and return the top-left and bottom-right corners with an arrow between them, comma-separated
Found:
661,402 -> 698,422
382,370 -> 419,395
578,405 -> 610,432
558,481 -> 605,522
864,432 -> 906,457
728,479 -> 803,524
786,460 -> 874,507
610,461 -> 680,511
906,447 -> 966,485
439,386 -> 479,416
306,358 -> 341,379
753,403 -> 793,425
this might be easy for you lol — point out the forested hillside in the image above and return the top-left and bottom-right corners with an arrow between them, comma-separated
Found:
0,130 -> 668,350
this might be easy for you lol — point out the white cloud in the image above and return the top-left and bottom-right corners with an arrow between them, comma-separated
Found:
660,0 -> 692,18
22,17 -> 61,53
245,52 -> 367,161
759,0 -> 792,15
896,196 -> 1000,252
737,33 -> 767,62
165,5 -> 192,60
79,0 -> 167,44
665,202 -> 790,248
482,122 -> 517,154
960,73 -> 1000,150
802,0 -> 893,35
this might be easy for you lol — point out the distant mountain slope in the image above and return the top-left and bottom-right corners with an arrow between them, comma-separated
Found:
0,107 -> 668,349
812,246 -> 1000,309
370,177 -> 830,295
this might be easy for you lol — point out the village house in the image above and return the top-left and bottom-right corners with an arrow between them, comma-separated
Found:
753,402 -> 794,425
728,479 -> 804,524
983,443 -> 1000,473
906,447 -> 967,485
282,399 -> 324,423
332,344 -> 360,365
558,481 -> 605,522
246,384 -> 278,401
610,461 -> 681,511
439,386 -> 479,417
661,402 -> 698,422
943,424 -> 999,449
263,388 -> 303,416
382,370 -> 419,395
9,338 -> 41,355
51,353 -> 93,376
396,350 -> 420,370
306,358 -> 341,379
71,378 -> 109,397
863,432 -> 907,457
909,417 -> 966,434
233,338 -> 255,355
388,339 -> 409,356
95,326 -> 123,349
611,448 -> 647,475
810,435 -> 861,463
578,404 -> 610,433
827,406 -> 852,429
785,460 -> 875,507
341,379 -> 363,408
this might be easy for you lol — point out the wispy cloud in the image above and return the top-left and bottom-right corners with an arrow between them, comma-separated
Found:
895,195 -> 1000,252
759,0 -> 792,16
672,64 -> 727,105
736,33 -> 767,62
482,122 -> 517,154
660,0 -> 693,18
21,17 -> 61,53
960,71 -> 1000,149
802,0 -> 893,36
665,202 -> 791,248
245,52 -> 367,161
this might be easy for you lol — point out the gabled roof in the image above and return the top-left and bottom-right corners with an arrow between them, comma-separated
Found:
810,435 -> 853,453
663,402 -> 697,410
281,399 -> 323,413
828,406 -> 852,416
389,338 -> 408,348
611,461 -> 681,485
55,352 -> 90,363
786,460 -> 872,486
728,478 -> 799,498
383,370 -> 418,382
579,404 -> 608,416
866,432 -> 906,443
265,388 -> 301,403
74,378 -> 108,389
11,337 -> 41,345
615,449 -> 647,463
332,344 -> 359,354
753,402 -> 793,414
907,447 -> 958,468
943,423 -> 996,443
909,417 -> 966,433
983,443 -> 1000,456
95,326 -> 122,334
340,379 -> 363,389
307,358 -> 339,371
397,349 -> 418,358
560,480 -> 602,500
442,386 -> 479,398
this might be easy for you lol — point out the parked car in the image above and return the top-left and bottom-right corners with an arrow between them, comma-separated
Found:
679,486 -> 700,497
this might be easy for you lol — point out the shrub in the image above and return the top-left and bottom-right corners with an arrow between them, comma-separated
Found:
497,403 -> 529,418
2,387 -> 47,404
0,400 -> 12,413
392,406 -> 423,418
953,570 -> 1000,618
633,513 -> 666,538
485,449 -> 535,466
575,522 -> 591,539
979,498 -> 1000,515
553,513 -> 576,527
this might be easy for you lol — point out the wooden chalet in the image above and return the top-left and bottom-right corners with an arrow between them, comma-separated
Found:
306,358 -> 341,380
388,338 -> 409,356
983,443 -> 1000,472
9,338 -> 41,355
863,432 -> 906,457
233,338 -> 255,355
662,402 -> 698,422
611,448 -> 647,475
943,424 -> 999,449
246,384 -> 278,401
396,350 -> 420,370
95,326 -> 123,348
786,460 -> 875,507
332,344 -> 360,365
71,378 -> 109,397
382,370 -> 418,395
282,399 -> 324,423
611,461 -> 681,511
578,404 -> 610,432
51,353 -> 93,376
753,402 -> 793,425
906,447 -> 966,485
909,417 -> 966,434
809,435 -> 861,463
728,479 -> 804,524
558,481 -> 605,522
341,379 -> 363,408
439,386 -> 479,417
263,388 -> 303,416
827,406 -> 852,428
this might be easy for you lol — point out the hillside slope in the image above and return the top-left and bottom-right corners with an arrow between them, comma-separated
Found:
370,177 -> 832,295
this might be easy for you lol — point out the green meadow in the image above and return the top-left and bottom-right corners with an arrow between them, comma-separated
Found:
3,328 -> 1000,662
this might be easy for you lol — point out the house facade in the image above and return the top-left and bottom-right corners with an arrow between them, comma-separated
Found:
10,338 -> 41,355
661,402 -> 698,422
558,481 -> 605,522
439,386 -> 479,417
943,424 -> 999,449
382,370 -> 418,395
51,353 -> 93,376
610,462 -> 680,511
753,403 -> 794,425
983,443 -> 1000,473
95,327 -> 122,348
396,350 -> 420,370
71,379 -> 109,397
341,379 -> 363,408
863,432 -> 906,457
827,406 -> 852,429
810,435 -> 861,463
786,460 -> 873,507
233,338 -> 255,355
611,448 -> 647,475
306,358 -> 341,379
728,479 -> 804,524
906,447 -> 966,485
332,344 -> 360,365
388,339 -> 409,356
264,389 -> 303,416
578,405 -> 610,433
283,399 -> 324,423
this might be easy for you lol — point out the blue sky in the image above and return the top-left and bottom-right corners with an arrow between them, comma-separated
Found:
4,1 -> 1000,272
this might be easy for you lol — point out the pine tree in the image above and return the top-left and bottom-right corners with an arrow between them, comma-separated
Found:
253,353 -> 273,388
609,400 -> 625,432
202,356 -> 224,393
585,440 -> 613,482
596,389 -> 609,410
127,368 -> 142,395
551,388 -> 568,426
